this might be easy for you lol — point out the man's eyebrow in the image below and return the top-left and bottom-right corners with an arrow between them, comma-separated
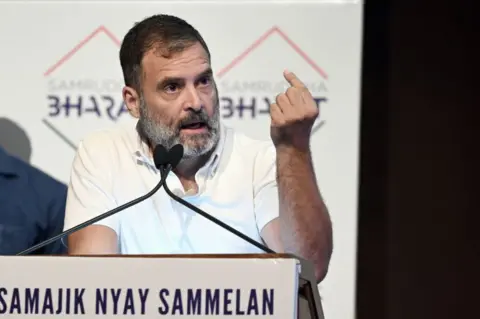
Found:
156,76 -> 182,90
156,68 -> 213,89
196,68 -> 213,78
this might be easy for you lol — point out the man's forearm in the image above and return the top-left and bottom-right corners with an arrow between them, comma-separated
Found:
276,146 -> 333,281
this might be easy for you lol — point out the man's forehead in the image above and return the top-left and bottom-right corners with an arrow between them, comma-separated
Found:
142,46 -> 210,80
143,43 -> 208,65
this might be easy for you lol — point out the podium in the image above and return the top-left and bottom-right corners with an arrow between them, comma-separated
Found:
0,254 -> 324,318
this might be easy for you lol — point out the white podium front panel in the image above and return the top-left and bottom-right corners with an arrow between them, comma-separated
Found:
0,256 -> 298,318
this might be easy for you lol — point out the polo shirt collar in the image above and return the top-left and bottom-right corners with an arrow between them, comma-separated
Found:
132,121 -> 227,178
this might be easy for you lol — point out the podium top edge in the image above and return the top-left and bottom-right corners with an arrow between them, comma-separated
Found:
12,253 -> 297,259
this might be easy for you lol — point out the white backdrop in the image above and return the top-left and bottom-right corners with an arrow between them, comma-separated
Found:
0,1 -> 363,318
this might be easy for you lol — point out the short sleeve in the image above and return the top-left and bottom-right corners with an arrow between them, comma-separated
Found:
63,133 -> 119,235
253,143 -> 279,232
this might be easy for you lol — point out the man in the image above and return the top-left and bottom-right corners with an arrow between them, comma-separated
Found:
64,14 -> 332,281
0,146 -> 67,255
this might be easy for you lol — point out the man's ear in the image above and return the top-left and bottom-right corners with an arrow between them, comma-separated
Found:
122,86 -> 141,118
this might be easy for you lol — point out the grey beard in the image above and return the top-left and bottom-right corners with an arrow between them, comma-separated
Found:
137,98 -> 220,158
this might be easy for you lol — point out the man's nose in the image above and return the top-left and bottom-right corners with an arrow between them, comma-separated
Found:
184,86 -> 202,111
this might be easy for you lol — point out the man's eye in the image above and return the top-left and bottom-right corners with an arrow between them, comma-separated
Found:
164,84 -> 178,93
198,76 -> 211,86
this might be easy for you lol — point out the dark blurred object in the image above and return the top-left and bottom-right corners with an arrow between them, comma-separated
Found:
0,118 -> 31,163
0,146 -> 67,255
357,1 -> 475,319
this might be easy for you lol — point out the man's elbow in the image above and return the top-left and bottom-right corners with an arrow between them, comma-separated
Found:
315,220 -> 333,283
314,262 -> 330,283
313,244 -> 333,283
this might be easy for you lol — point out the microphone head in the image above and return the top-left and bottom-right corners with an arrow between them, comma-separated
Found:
168,144 -> 184,170
153,144 -> 169,169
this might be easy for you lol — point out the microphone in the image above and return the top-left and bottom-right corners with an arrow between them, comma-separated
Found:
16,145 -> 174,256
158,144 -> 276,254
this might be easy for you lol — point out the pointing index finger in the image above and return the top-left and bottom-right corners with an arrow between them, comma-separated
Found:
283,70 -> 306,89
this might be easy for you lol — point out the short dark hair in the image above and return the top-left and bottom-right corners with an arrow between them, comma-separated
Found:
119,14 -> 211,91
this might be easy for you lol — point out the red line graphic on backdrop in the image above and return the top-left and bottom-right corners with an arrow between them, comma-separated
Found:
44,26 -> 121,77
43,25 -> 327,149
43,25 -> 328,80
216,26 -> 328,79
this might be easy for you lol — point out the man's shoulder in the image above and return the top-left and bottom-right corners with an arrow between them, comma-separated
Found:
4,153 -> 67,197
80,122 -> 136,148
225,126 -> 276,163
227,126 -> 274,152
77,122 -> 139,157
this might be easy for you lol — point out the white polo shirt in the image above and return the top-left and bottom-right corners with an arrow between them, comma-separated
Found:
63,121 -> 279,254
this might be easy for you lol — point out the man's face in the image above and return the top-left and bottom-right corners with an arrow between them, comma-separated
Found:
125,42 -> 220,158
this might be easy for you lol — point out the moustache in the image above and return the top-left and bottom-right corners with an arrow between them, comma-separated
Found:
177,111 -> 212,130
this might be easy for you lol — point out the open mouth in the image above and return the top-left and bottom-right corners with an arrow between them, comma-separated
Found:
180,121 -> 208,130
